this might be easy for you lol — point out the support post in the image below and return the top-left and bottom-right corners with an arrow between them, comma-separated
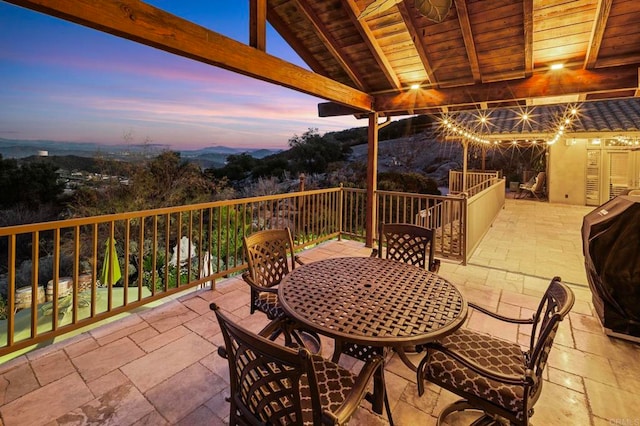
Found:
249,0 -> 267,51
365,113 -> 379,248
462,139 -> 469,193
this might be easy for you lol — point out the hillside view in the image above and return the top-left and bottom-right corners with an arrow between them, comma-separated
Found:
0,115 -> 544,228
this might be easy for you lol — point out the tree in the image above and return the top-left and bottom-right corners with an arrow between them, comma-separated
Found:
208,153 -> 257,181
287,128 -> 351,174
68,151 -> 221,216
378,171 -> 441,195
0,155 -> 64,209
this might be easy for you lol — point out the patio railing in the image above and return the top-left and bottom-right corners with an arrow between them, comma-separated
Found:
0,188 -> 341,357
0,181 -> 503,358
449,170 -> 501,195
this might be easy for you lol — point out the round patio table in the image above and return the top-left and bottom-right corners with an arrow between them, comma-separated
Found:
279,256 -> 467,419
279,256 -> 468,352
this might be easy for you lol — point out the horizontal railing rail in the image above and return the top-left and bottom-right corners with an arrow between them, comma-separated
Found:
449,170 -> 500,195
0,188 -> 342,357
465,177 -> 500,197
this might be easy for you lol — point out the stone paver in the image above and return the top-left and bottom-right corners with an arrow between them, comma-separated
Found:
120,333 -> 214,392
1,199 -> 639,425
145,363 -> 227,424
0,374 -> 93,425
72,337 -> 145,382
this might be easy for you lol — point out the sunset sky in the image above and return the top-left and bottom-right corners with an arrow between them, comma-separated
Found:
0,2 -> 364,150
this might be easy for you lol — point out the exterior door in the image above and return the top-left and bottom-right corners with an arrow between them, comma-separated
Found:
586,148 -> 640,206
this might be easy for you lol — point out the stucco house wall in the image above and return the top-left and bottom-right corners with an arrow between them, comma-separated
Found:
549,139 -> 587,205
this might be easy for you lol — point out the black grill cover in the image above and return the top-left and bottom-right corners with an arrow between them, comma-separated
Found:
582,195 -> 640,337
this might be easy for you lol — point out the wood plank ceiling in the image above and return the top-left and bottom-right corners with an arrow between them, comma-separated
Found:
268,0 -> 640,116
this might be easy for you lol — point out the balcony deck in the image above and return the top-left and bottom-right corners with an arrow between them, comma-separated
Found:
1,199 -> 639,425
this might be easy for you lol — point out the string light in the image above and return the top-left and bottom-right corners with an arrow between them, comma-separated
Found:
547,104 -> 580,145
439,116 -> 490,144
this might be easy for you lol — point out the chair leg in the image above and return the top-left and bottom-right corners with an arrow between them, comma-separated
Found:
261,317 -> 323,355
382,370 -> 395,426
437,399 -> 507,426
290,328 -> 323,355
364,363 -> 394,425
258,317 -> 286,341
394,346 -> 420,371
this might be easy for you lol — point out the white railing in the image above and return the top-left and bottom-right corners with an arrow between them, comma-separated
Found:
465,178 -> 506,259
449,170 -> 501,195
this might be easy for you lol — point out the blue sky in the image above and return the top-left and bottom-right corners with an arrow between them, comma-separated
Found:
0,2 -> 362,149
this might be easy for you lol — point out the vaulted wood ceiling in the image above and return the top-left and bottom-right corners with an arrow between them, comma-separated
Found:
268,0 -> 640,116
6,0 -> 640,119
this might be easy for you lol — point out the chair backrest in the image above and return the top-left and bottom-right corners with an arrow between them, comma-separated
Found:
211,303 -> 322,425
526,277 -> 574,401
244,228 -> 296,289
377,223 -> 436,270
531,172 -> 546,193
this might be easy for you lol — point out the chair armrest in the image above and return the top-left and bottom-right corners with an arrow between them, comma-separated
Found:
327,354 -> 385,424
241,272 -> 278,294
468,302 -> 535,324
417,342 -> 532,395
370,248 -> 379,258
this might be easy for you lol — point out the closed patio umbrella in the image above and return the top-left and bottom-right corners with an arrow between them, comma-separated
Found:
100,237 -> 122,286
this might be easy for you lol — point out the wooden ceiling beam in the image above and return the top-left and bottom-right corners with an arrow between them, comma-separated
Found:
6,0 -> 373,112
342,0 -> 402,90
585,0 -> 613,69
523,0 -> 533,76
453,0 -> 481,82
292,0 -> 367,91
396,1 -> 436,86
266,8 -> 327,74
372,65 -> 639,113
249,0 -> 267,51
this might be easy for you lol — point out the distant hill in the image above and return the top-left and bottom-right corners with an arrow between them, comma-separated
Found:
0,138 -> 281,168
0,115 -> 436,171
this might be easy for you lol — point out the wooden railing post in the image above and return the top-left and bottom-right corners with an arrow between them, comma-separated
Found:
365,112 -> 379,248
338,183 -> 343,240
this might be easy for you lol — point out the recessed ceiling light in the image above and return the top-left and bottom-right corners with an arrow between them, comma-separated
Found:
550,63 -> 564,70
410,84 -> 420,90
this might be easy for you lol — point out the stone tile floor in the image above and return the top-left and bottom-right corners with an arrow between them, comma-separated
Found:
1,198 -> 639,425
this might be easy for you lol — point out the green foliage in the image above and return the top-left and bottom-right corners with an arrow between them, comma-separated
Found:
250,157 -> 289,179
68,151 -> 221,216
39,291 -> 92,319
0,155 -> 64,209
142,253 -> 199,293
0,294 -> 6,320
207,128 -> 353,182
481,144 -> 547,182
378,172 -> 441,195
209,153 -> 257,181
20,154 -> 125,175
287,128 -> 351,174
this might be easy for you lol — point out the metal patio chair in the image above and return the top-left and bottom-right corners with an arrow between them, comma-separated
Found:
211,303 -> 390,425
416,277 -> 574,425
518,171 -> 546,200
372,222 -> 441,272
242,227 -> 320,352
